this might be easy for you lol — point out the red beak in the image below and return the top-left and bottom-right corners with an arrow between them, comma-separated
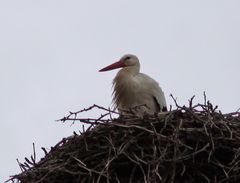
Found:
99,60 -> 125,72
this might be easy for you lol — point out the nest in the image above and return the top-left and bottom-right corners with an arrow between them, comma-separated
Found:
8,97 -> 240,183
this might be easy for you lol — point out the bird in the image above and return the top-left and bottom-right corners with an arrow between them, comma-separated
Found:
99,54 -> 167,116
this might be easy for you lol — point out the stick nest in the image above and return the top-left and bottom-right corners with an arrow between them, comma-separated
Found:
8,98 -> 240,183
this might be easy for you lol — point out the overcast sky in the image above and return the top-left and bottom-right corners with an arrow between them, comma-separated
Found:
1,1 -> 240,182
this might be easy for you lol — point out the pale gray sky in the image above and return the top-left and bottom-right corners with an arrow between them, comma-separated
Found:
1,1 -> 240,181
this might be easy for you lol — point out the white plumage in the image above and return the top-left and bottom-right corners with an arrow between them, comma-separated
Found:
99,54 -> 167,115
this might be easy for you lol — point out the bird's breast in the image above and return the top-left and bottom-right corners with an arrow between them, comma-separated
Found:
113,73 -> 158,114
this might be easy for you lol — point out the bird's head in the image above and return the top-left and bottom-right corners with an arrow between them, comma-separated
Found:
99,54 -> 140,72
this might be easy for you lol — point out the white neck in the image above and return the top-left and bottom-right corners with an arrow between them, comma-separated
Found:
118,64 -> 140,76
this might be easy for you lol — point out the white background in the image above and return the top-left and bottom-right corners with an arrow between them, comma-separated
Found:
1,1 -> 240,182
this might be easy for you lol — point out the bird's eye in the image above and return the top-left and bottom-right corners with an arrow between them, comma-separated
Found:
125,56 -> 131,60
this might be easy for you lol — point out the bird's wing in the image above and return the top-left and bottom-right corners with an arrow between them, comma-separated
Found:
135,73 -> 167,111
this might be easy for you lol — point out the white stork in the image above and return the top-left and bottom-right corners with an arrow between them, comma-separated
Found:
99,54 -> 167,116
